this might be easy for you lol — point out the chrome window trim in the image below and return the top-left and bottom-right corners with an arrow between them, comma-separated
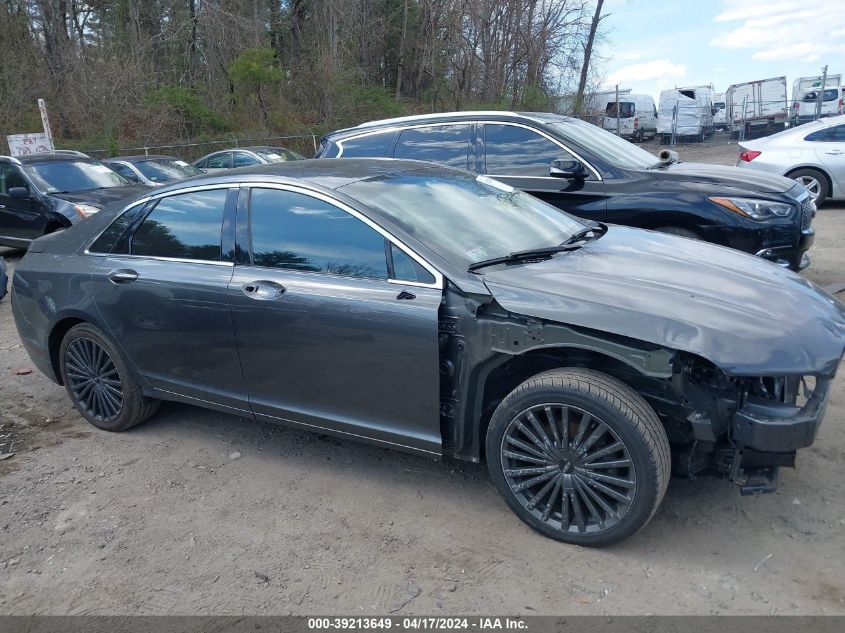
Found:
241,181 -> 445,290
101,253 -> 233,267
480,121 -> 603,181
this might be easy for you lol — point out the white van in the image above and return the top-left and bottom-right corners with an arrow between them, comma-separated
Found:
713,92 -> 727,130
601,94 -> 657,141
657,87 -> 715,141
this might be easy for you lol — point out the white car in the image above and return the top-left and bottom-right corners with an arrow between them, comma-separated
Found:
735,114 -> 845,204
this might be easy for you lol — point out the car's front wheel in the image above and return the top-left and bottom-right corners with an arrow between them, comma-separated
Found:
59,323 -> 160,431
486,368 -> 670,547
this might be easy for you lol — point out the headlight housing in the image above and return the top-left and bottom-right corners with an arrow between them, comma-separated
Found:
73,204 -> 102,219
709,196 -> 794,221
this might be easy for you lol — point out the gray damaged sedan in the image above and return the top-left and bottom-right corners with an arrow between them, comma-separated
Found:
11,159 -> 845,546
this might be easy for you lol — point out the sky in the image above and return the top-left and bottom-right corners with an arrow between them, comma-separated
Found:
597,0 -> 845,100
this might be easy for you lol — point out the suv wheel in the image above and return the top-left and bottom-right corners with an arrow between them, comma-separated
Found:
486,368 -> 670,546
59,323 -> 160,431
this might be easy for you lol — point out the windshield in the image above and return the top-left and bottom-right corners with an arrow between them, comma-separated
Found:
135,159 -> 203,182
341,170 -> 586,269
23,160 -> 130,193
546,118 -> 658,170
714,101 -> 725,109
253,148 -> 304,162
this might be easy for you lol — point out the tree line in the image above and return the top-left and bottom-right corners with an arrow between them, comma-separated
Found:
0,0 -> 606,154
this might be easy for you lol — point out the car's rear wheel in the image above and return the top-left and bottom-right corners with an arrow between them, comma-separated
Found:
789,168 -> 828,204
59,323 -> 160,431
486,368 -> 670,547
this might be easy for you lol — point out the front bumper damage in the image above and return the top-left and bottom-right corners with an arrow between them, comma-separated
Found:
725,377 -> 831,495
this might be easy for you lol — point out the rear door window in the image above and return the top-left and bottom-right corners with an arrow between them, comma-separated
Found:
805,125 -> 845,142
338,131 -> 396,157
605,102 -> 634,118
483,123 -> 572,177
393,125 -> 471,168
131,189 -> 228,261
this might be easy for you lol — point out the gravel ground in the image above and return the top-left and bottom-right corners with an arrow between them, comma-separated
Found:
1,156 -> 844,615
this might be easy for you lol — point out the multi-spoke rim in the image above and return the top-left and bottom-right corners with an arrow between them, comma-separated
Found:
500,404 -> 636,535
795,175 -> 821,200
64,337 -> 124,423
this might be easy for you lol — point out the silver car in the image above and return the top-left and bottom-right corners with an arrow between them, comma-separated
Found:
192,146 -> 304,173
736,114 -> 845,204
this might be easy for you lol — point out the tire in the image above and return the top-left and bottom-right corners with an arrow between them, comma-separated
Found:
655,226 -> 700,240
789,168 -> 828,205
59,323 -> 160,432
486,368 -> 671,547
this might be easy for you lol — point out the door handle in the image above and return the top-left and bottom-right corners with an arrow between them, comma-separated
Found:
0,204 -> 5,209
107,269 -> 138,284
242,280 -> 286,300
396,290 -> 416,301
824,150 -> 843,155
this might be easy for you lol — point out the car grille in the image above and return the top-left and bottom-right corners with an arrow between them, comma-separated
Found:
801,197 -> 816,231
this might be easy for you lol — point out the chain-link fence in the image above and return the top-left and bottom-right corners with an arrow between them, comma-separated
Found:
80,134 -> 320,161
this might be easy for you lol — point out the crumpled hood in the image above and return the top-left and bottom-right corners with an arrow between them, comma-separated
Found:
482,226 -> 845,376
657,161 -> 797,194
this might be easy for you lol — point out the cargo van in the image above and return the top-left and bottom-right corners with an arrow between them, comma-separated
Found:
791,85 -> 844,125
601,94 -> 657,141
726,77 -> 788,137
713,92 -> 727,130
657,86 -> 714,142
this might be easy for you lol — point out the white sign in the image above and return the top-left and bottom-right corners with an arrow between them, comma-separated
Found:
7,132 -> 54,157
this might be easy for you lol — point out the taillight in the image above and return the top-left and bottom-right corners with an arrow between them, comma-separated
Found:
634,117 -> 639,129
839,97 -> 843,113
739,150 -> 761,162
795,102 -> 800,114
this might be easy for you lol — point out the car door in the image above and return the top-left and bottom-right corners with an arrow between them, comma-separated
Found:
391,124 -> 472,169
228,184 -> 443,455
479,121 -> 608,222
0,163 -> 46,241
91,186 -> 248,413
813,123 -> 845,194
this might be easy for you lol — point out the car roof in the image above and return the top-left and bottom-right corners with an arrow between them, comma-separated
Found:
325,111 -> 574,139
2,153 -> 94,165
150,158 -> 462,194
105,155 -> 179,162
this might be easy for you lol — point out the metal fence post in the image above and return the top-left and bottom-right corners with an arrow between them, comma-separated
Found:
671,104 -> 677,147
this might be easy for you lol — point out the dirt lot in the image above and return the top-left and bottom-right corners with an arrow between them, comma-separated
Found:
1,157 -> 844,615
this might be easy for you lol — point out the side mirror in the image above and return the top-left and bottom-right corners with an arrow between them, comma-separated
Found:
8,187 -> 29,199
550,159 -> 586,180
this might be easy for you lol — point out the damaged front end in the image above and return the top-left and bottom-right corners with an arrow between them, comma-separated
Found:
666,357 -> 833,495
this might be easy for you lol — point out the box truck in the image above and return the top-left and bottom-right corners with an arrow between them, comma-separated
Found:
726,77 -> 788,138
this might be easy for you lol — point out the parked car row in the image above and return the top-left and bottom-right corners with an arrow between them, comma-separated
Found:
4,111 -> 844,548
0,146 -> 303,248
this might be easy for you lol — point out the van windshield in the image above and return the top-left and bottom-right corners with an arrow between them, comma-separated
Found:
605,102 -> 635,118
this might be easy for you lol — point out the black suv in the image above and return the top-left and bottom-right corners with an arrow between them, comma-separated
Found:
0,151 -> 147,248
317,111 -> 816,270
